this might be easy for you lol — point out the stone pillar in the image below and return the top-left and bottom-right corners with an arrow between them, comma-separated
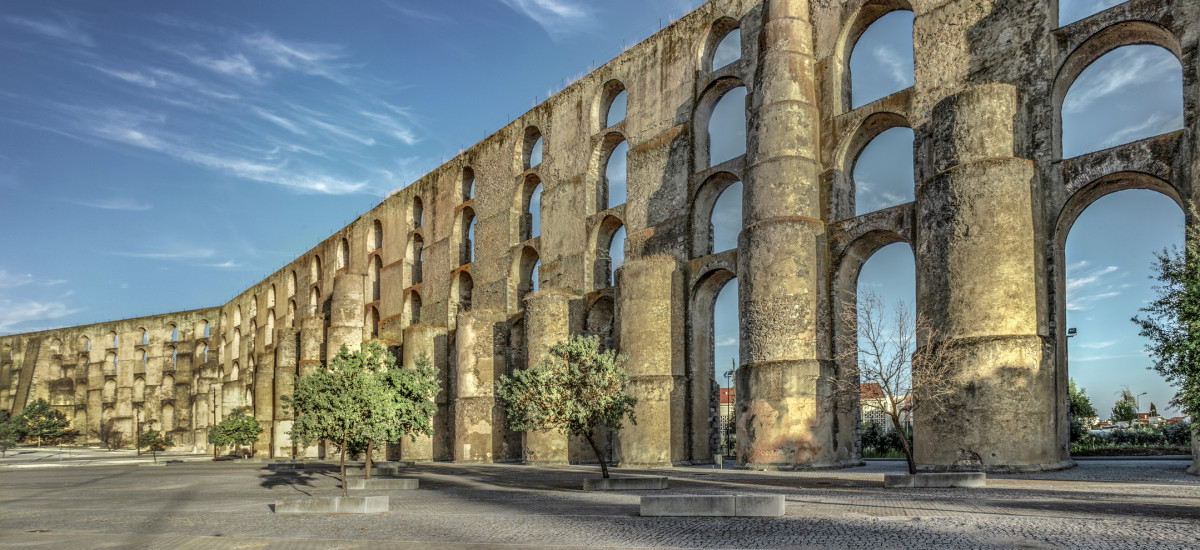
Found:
400,324 -> 447,462
1190,433 -> 1199,476
737,0 -> 850,468
253,349 -> 275,457
453,310 -> 506,462
521,291 -> 572,465
613,257 -> 682,468
913,84 -> 1063,472
326,272 -> 366,360
273,328 -> 300,458
298,315 -> 324,378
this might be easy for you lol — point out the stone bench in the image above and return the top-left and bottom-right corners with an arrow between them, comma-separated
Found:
346,478 -> 419,491
583,477 -> 669,491
275,495 -> 388,514
640,494 -> 784,517
884,472 -> 986,488
344,465 -> 410,477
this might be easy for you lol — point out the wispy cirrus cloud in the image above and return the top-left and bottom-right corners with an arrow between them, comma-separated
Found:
1066,261 -> 1127,311
0,269 -> 67,289
109,247 -> 216,260
873,45 -> 913,88
3,15 -> 94,47
66,196 -> 153,211
383,2 -> 449,22
500,0 -> 593,40
0,297 -> 80,334
1063,46 -> 1181,113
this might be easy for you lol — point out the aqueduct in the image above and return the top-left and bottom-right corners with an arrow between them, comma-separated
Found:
3,0 -> 1199,472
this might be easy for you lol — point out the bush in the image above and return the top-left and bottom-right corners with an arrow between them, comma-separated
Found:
861,421 -> 911,457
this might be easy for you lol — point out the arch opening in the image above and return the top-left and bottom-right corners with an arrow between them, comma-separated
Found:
847,9 -> 914,109
853,126 -> 915,215
707,87 -> 747,167
604,139 -> 629,209
692,173 -> 742,256
704,18 -> 741,72
689,270 -> 738,462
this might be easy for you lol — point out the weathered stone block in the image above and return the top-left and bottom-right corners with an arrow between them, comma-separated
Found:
582,476 -> 668,491
346,478 -> 418,490
884,472 -> 986,488
640,494 -> 785,517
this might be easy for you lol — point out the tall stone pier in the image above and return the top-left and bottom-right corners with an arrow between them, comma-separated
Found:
521,291 -> 573,465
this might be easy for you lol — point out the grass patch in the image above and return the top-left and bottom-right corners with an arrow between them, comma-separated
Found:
1070,444 -> 1191,457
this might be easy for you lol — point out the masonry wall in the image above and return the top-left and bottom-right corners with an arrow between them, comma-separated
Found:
3,0 -> 1197,472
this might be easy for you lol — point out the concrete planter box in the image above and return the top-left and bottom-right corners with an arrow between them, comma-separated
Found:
583,477 -> 669,491
345,465 -> 409,477
346,478 -> 419,491
884,472 -> 986,488
275,495 -> 388,514
640,494 -> 784,517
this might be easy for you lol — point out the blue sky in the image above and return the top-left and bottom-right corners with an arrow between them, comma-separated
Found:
0,1 -> 1186,418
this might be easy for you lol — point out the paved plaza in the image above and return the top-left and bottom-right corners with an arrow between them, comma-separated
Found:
0,448 -> 1197,549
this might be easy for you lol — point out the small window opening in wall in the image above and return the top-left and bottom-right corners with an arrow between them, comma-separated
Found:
1062,45 -> 1183,158
413,197 -> 424,228
462,167 -> 475,202
1059,0 -> 1125,26
456,272 -> 474,313
709,87 -> 747,166
854,127 -> 915,215
528,183 -> 543,239
141,350 -> 147,369
608,226 -> 626,286
172,348 -> 177,370
372,256 -> 383,301
338,238 -> 349,270
711,28 -> 741,71
112,333 -> 119,348
85,338 -> 91,352
466,216 -> 477,264
606,90 -> 627,127
288,271 -> 297,297
141,329 -> 148,346
171,326 -> 178,342
114,356 -> 119,375
606,141 -> 629,208
310,287 -> 321,310
202,344 -> 208,363
311,255 -> 323,282
531,259 -> 542,293
849,11 -> 914,108
203,322 -> 210,339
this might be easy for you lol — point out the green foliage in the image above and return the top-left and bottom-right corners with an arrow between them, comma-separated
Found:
1070,422 -> 1193,455
208,409 -> 263,457
284,342 -> 438,494
19,398 -> 69,447
861,421 -> 912,458
495,334 -> 636,477
138,430 -> 173,462
1111,389 -> 1138,424
1132,204 -> 1200,435
0,411 -> 21,457
1068,379 -> 1098,442
1149,402 -> 1159,417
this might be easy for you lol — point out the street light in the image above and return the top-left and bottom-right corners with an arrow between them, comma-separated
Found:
1136,392 -> 1148,414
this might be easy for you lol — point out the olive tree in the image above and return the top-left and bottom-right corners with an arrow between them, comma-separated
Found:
496,334 -> 636,478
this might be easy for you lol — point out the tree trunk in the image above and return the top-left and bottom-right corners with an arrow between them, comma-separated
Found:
585,432 -> 609,479
340,436 -> 348,497
365,441 -> 374,480
891,414 -> 916,475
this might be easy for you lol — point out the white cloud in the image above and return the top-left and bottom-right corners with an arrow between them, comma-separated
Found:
715,336 -> 738,347
1063,47 -> 1180,113
4,15 -> 94,47
873,45 -> 912,87
66,197 -> 153,211
0,269 -> 67,289
1066,262 -> 1124,311
109,247 -> 216,260
187,52 -> 258,80
383,2 -> 449,22
499,0 -> 593,40
243,32 -> 348,83
0,298 -> 79,334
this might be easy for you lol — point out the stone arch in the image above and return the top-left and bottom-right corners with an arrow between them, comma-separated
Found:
134,376 -> 146,402
689,267 -> 738,462
404,290 -> 423,326
200,320 -> 210,339
832,229 -> 912,354
511,245 -> 541,311
309,286 -> 321,314
592,215 -> 625,289
452,270 -> 474,316
169,324 -> 178,342
517,125 -> 544,172
310,255 -> 322,283
1052,21 -> 1183,160
140,329 -> 148,346
370,219 -> 384,252
110,331 -> 118,349
103,378 -> 116,402
79,335 -> 90,353
691,171 -> 742,256
513,173 -> 543,243
835,0 -> 915,113
161,374 -> 175,400
287,299 -> 296,328
408,233 -> 425,285
288,270 -> 297,298
594,79 -> 627,132
232,329 -> 242,365
265,310 -> 275,347
370,254 -> 383,301
592,131 -> 629,211
457,206 -> 476,266
700,16 -> 741,72
168,346 -> 177,371
161,402 -> 175,432
267,285 -> 276,310
833,111 -> 912,219
694,77 -> 747,171
462,167 -> 475,202
411,196 -> 424,228
365,305 -> 380,340
337,237 -> 350,270
233,307 -> 242,330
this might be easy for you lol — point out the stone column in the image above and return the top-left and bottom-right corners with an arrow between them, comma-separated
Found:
614,257 -> 682,468
521,291 -> 572,465
298,315 -> 324,378
326,272 -> 366,360
913,83 -> 1062,471
400,324 -> 447,462
273,328 -> 300,458
453,310 -> 506,463
253,349 -> 275,457
738,0 -> 850,468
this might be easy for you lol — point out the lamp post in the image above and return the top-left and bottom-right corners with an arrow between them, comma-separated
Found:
1136,392 -> 1148,414
134,406 -> 141,457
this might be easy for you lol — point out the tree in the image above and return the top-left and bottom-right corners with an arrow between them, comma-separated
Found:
1069,379 -> 1098,442
207,420 -> 233,459
824,291 -> 963,475
19,398 -> 69,447
284,342 -> 437,496
1132,205 -> 1200,437
138,430 -> 173,463
211,409 -> 264,458
91,420 -> 125,451
1111,389 -> 1138,423
1149,402 -> 1159,417
0,411 -> 23,457
496,334 -> 637,479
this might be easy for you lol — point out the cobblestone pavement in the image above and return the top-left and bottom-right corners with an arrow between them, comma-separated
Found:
0,455 -> 1197,549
